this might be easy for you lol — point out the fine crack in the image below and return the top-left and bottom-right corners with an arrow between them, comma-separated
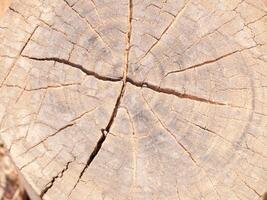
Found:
19,152 -> 46,171
3,83 -> 81,91
20,108 -> 97,156
22,123 -> 75,156
141,93 -> 197,164
136,0 -> 191,64
242,180 -> 261,198
234,172 -> 262,198
62,0 -> 113,53
141,92 -> 222,199
40,157 -> 76,198
0,25 -> 39,87
165,44 -> 263,77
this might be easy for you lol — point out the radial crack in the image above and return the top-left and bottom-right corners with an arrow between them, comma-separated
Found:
165,44 -> 262,76
141,92 -> 197,164
40,157 -> 76,198
234,172 -> 262,198
69,130 -> 106,195
192,123 -> 233,142
20,108 -> 97,156
9,7 -> 28,22
126,77 -> 226,105
68,0 -> 133,195
104,0 -> 133,132
21,55 -> 122,82
22,123 -> 75,156
3,83 -> 81,91
242,180 -> 261,197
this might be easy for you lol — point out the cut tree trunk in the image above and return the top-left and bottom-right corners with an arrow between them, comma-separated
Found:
0,0 -> 267,200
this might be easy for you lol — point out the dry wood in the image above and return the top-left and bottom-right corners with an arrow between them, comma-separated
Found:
0,0 -> 267,199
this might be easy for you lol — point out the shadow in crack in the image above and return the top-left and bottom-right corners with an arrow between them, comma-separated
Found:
263,192 -> 267,200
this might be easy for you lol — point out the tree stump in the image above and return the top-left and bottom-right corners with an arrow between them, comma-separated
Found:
0,0 -> 267,199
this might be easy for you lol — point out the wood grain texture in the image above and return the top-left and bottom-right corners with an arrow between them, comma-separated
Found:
0,0 -> 267,199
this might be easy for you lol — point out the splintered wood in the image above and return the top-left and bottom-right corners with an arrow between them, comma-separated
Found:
0,0 -> 267,199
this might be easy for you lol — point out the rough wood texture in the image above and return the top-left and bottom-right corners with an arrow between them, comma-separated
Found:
0,0 -> 267,199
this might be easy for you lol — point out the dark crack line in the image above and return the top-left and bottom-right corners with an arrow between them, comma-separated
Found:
20,108 -> 97,157
165,50 -> 240,76
104,0 -> 133,132
69,0 -> 133,195
165,44 -> 262,76
21,55 -> 122,82
126,77 -> 226,105
9,7 -> 29,23
3,83 -> 81,91
69,130 -> 106,195
22,123 -> 75,156
105,83 -> 127,132
242,180 -> 261,198
234,172 -> 262,198
40,158 -> 76,198
18,55 -> 225,106
2,1 -> 265,199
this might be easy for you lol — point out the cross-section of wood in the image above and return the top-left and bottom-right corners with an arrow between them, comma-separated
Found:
0,0 -> 267,199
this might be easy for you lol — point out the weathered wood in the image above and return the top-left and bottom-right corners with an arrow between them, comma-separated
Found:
0,0 -> 267,199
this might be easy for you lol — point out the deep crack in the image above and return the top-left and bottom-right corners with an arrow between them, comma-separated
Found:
21,55 -> 122,82
126,77 -> 226,105
69,130 -> 106,194
20,55 -> 227,105
40,158 -> 76,198
69,0 -> 133,195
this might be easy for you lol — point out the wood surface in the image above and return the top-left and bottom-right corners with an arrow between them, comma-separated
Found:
0,0 -> 10,17
0,0 -> 267,199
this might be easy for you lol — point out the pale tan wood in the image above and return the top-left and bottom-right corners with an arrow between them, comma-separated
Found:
0,0 -> 10,17
0,0 -> 267,200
